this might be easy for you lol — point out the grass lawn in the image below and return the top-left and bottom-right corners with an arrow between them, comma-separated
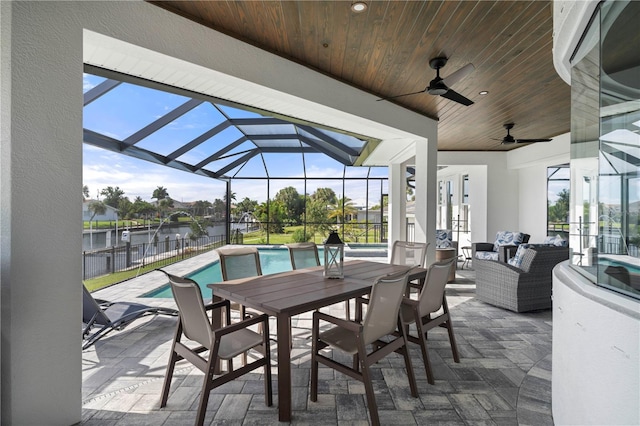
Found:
240,225 -> 384,245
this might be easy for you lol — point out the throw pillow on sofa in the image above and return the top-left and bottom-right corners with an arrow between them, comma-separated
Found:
436,229 -> 453,249
493,231 -> 526,252
543,234 -> 568,247
476,251 -> 499,261
507,244 -> 531,268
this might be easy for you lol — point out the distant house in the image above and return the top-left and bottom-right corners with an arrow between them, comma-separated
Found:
355,206 -> 385,223
82,200 -> 118,222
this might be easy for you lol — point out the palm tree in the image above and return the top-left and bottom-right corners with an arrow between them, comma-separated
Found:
158,197 -> 174,219
152,186 -> 169,201
328,196 -> 357,224
223,191 -> 237,203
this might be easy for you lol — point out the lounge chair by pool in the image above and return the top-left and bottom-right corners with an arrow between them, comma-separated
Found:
82,284 -> 178,350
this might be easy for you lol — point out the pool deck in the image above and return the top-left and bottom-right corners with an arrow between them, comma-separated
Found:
83,250 -> 554,425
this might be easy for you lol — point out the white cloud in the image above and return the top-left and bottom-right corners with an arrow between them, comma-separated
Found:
83,75 -> 96,92
83,146 -> 226,202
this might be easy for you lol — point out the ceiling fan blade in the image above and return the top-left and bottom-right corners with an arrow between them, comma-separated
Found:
515,138 -> 552,143
440,89 -> 474,106
442,63 -> 475,87
376,88 -> 427,101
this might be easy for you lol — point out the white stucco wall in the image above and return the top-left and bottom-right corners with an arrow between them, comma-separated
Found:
2,2 -> 82,424
553,264 -> 640,425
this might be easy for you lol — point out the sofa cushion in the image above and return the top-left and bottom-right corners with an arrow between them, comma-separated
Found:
493,231 -> 526,252
507,244 -> 531,268
436,229 -> 453,249
543,234 -> 568,247
475,251 -> 499,261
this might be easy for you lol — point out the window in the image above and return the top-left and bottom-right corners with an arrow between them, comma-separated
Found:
569,0 -> 640,300
547,165 -> 570,238
459,175 -> 470,232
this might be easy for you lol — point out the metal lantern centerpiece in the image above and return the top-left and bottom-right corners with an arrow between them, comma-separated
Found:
323,230 -> 344,279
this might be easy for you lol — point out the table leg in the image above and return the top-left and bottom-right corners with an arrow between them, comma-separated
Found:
277,314 -> 292,422
211,294 -> 224,374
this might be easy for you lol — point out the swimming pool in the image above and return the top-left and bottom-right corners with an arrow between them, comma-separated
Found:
599,257 -> 640,274
143,247 -> 325,298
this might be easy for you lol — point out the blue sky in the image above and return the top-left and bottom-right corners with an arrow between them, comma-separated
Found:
83,73 -> 387,206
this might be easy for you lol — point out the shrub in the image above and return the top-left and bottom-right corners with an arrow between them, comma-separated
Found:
291,228 -> 311,243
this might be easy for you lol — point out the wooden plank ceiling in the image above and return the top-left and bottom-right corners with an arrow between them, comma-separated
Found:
150,1 -> 570,151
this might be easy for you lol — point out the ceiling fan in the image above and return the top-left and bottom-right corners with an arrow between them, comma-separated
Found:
494,123 -> 552,144
377,57 -> 475,106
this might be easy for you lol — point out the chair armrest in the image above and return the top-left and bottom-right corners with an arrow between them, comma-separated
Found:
402,297 -> 419,308
204,299 -> 230,312
472,242 -> 494,258
473,242 -> 494,251
498,245 -> 517,262
313,310 -> 361,332
213,313 -> 269,336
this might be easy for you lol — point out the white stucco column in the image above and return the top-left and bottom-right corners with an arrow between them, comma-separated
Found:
414,133 -> 438,263
388,162 -> 407,250
1,2 -> 82,424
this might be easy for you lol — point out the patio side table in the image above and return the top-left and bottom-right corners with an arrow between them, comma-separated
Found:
435,248 -> 457,282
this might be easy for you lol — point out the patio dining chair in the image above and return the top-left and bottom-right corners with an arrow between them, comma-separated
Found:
82,283 -> 178,350
159,271 -> 272,426
286,242 -> 349,339
390,240 -> 428,267
390,240 -> 429,293
217,246 -> 276,354
310,269 -> 418,426
217,246 -> 263,320
286,242 -> 321,270
286,241 -> 352,319
400,257 -> 460,384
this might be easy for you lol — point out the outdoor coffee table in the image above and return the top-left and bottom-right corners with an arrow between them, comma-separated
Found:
208,259 -> 426,422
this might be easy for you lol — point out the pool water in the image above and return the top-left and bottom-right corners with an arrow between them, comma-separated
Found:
144,248 -> 324,298
599,257 -> 640,274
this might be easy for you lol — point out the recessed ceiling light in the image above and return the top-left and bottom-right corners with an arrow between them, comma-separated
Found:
479,90 -> 489,95
351,2 -> 368,13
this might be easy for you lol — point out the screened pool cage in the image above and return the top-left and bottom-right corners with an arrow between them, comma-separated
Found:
83,66 -> 389,247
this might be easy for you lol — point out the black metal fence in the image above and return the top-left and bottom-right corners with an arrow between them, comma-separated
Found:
82,234 -> 225,280
239,221 -> 388,244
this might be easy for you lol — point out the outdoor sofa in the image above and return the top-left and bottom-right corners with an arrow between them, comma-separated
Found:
472,231 -> 530,262
474,245 -> 569,312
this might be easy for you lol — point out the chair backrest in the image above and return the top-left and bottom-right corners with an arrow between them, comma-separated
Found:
286,242 -> 320,270
361,269 -> 411,345
217,247 -> 263,281
417,258 -> 455,315
161,271 -> 212,348
390,241 -> 428,268
82,284 -> 110,325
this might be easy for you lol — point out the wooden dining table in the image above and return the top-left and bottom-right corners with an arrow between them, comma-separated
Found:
207,259 -> 427,422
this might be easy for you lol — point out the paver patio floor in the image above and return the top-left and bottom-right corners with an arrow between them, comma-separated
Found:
82,254 -> 553,425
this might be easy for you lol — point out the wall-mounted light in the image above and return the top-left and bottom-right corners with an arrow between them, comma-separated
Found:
351,2 -> 368,13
